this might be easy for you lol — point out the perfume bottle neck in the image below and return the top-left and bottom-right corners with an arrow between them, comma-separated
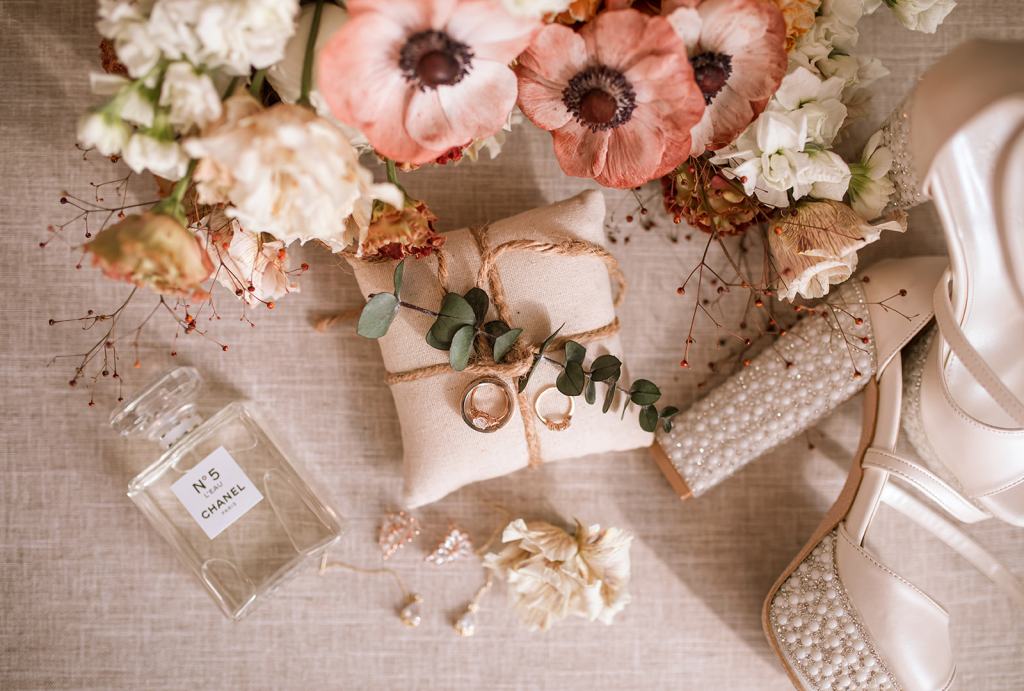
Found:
155,403 -> 204,449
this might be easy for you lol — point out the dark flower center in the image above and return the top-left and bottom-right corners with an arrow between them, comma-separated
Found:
562,65 -> 637,132
691,52 -> 732,105
399,30 -> 473,89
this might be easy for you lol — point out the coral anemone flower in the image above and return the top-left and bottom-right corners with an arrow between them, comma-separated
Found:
317,0 -> 538,165
666,0 -> 787,154
515,9 -> 704,189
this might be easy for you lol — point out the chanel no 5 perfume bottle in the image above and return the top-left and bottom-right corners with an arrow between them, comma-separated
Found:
111,367 -> 344,620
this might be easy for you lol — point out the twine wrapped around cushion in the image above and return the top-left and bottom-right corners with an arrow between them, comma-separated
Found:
348,191 -> 652,508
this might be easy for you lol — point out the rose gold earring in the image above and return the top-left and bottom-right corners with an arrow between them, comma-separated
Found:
378,510 -> 421,560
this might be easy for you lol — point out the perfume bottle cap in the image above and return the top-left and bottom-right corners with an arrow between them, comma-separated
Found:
110,367 -> 204,448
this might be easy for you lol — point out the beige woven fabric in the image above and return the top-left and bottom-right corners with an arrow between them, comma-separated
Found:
2,1 -> 1023,689
349,191 -> 652,508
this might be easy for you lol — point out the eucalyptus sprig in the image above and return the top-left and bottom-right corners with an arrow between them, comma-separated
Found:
357,260 -> 679,433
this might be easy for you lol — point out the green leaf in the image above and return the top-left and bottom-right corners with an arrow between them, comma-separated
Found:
449,324 -> 475,371
639,405 -> 659,432
590,354 -> 622,382
483,320 -> 510,339
464,287 -> 489,325
602,377 -> 618,413
659,406 -> 680,419
392,260 -> 405,298
517,324 -> 564,393
565,340 -> 586,364
357,292 -> 399,339
493,327 -> 523,363
662,418 -> 675,433
584,377 -> 596,405
425,328 -> 449,351
629,379 -> 661,406
428,293 -> 477,347
556,360 -> 585,396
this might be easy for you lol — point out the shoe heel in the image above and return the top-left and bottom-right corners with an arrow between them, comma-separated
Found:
651,257 -> 944,500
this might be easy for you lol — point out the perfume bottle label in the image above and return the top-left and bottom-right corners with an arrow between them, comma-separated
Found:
171,446 -> 264,539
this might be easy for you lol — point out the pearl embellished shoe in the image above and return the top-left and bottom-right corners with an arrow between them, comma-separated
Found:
887,40 -> 1024,527
652,256 -> 944,500
763,349 -> 1024,691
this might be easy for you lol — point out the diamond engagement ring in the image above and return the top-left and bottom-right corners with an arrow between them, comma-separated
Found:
460,376 -> 514,433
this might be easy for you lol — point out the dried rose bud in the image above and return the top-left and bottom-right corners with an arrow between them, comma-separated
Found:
360,198 -> 446,261
662,159 -> 764,236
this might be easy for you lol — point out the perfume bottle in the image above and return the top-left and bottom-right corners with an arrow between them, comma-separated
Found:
111,367 -> 344,620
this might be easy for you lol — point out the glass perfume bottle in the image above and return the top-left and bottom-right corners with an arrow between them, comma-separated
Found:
111,367 -> 344,620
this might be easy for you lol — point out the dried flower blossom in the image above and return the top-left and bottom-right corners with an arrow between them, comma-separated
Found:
184,92 -> 402,251
203,211 -> 299,305
665,0 -> 787,154
662,160 -> 766,235
772,0 -> 820,49
554,0 -> 603,23
484,518 -> 633,632
770,199 -> 905,300
360,199 -> 445,261
316,0 -> 539,165
516,8 -> 704,188
85,212 -> 213,300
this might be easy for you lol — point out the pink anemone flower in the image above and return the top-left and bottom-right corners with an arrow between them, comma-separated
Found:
515,9 -> 705,189
665,0 -> 787,154
316,0 -> 538,165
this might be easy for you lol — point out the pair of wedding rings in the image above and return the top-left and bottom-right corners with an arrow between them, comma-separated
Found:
460,378 -> 574,434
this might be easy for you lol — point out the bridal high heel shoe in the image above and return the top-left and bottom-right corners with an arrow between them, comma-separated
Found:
763,356 -> 1024,690
891,40 -> 1024,526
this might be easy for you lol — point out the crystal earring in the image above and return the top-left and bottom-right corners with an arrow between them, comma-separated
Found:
424,524 -> 474,566
378,509 -> 421,560
453,572 -> 494,637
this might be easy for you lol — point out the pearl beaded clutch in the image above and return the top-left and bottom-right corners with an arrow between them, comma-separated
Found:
652,280 -> 876,499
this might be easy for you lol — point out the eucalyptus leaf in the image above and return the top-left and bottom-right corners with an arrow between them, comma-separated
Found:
660,406 -> 680,419
565,340 -> 586,364
483,320 -> 510,339
428,292 -> 476,346
449,324 -> 475,371
639,405 -> 659,432
590,354 -> 622,382
629,379 -> 661,406
556,360 -> 585,396
539,324 -> 564,355
356,292 -> 399,339
464,287 -> 489,325
425,328 -> 449,351
392,260 -> 405,298
493,327 -> 523,363
662,418 -> 675,433
584,377 -> 596,405
602,377 -> 618,413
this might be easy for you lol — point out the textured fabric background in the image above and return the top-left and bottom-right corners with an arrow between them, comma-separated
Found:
2,2 -> 1022,689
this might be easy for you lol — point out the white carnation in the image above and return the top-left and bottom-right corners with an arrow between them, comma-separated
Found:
160,61 -> 222,130
190,0 -> 299,75
77,111 -> 131,157
184,93 -> 401,250
122,133 -> 190,180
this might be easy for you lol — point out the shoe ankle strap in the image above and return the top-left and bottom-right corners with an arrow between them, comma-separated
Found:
933,273 -> 1024,426
864,447 -> 990,523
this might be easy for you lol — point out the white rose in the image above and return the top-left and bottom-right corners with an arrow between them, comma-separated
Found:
160,62 -> 222,130
77,111 -> 131,157
184,93 -> 401,250
500,0 -> 572,19
123,133 -> 190,179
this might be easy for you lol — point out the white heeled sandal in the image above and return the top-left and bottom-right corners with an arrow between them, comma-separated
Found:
763,355 -> 1024,691
893,40 -> 1024,526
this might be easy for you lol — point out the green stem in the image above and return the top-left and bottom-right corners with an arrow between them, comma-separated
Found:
298,0 -> 326,108
152,159 -> 198,225
385,159 -> 399,185
221,76 -> 240,100
249,68 -> 267,97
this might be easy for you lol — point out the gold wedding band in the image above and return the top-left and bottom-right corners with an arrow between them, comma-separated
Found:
461,376 -> 515,433
534,386 -> 575,432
